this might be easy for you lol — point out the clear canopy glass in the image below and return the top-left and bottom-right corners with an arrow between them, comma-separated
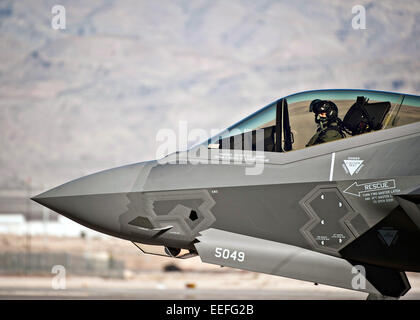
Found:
205,89 -> 420,152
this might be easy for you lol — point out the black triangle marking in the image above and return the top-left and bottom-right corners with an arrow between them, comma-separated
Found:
378,229 -> 398,246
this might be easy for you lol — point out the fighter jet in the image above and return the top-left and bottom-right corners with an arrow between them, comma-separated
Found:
32,89 -> 420,299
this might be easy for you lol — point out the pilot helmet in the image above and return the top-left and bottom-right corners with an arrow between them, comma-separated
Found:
309,99 -> 338,125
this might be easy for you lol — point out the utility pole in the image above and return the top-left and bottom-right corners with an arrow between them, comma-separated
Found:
25,177 -> 32,275
42,183 -> 48,248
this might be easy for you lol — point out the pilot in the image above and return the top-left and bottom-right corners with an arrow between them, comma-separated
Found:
306,99 -> 346,147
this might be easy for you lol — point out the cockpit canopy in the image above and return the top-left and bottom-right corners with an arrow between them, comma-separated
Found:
206,89 -> 420,152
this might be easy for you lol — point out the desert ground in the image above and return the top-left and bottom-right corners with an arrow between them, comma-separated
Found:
0,234 -> 419,300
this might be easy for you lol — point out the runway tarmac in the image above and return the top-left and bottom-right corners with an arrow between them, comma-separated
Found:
1,288 -> 420,300
0,288 -> 368,300
1,273 -> 420,300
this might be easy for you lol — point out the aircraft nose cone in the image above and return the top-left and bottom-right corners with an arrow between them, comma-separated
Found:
31,161 -> 155,237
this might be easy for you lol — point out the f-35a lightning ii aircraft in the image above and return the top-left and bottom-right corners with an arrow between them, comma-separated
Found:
32,89 -> 420,299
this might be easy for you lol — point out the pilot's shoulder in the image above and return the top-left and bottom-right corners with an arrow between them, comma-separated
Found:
324,127 -> 344,139
305,133 -> 319,147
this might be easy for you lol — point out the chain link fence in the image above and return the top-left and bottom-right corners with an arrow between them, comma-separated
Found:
0,252 -> 125,278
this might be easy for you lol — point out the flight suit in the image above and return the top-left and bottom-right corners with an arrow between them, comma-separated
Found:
306,122 -> 345,147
